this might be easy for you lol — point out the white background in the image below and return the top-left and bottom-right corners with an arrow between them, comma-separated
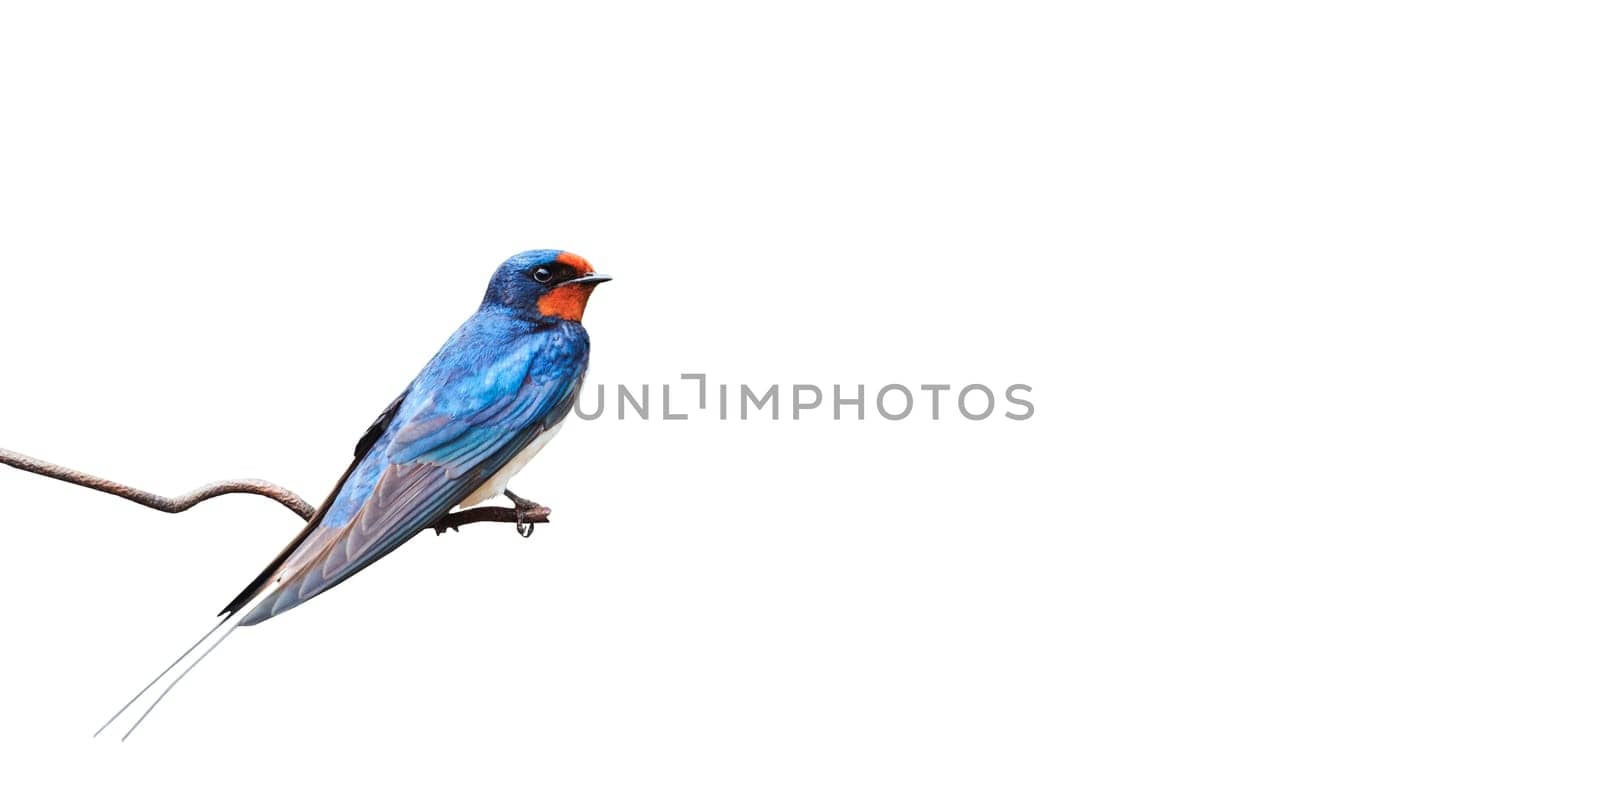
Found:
0,1 -> 1596,792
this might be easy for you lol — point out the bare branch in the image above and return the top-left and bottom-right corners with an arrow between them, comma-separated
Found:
0,447 -> 550,533
432,504 -> 551,531
0,447 -> 316,519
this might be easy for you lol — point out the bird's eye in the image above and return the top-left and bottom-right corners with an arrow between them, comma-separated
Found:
532,267 -> 554,284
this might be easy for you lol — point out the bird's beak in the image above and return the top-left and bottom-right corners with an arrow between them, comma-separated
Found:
566,274 -> 612,286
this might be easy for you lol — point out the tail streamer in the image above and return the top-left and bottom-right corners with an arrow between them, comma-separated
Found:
95,593 -> 264,740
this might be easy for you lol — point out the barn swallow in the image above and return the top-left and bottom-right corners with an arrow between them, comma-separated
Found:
97,249 -> 609,739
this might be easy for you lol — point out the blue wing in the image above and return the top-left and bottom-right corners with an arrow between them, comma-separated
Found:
228,314 -> 588,626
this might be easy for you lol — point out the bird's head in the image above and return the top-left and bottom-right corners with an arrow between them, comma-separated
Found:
483,249 -> 611,323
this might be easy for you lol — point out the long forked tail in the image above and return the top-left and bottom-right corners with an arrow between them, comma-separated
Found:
94,605 -> 251,741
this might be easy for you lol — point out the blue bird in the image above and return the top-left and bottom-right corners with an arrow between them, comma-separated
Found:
98,250 -> 609,739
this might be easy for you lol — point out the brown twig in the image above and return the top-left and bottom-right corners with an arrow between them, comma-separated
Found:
431,504 -> 551,532
0,446 -> 549,533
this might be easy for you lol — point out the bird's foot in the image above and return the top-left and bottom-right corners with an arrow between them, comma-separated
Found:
433,524 -> 460,536
505,490 -> 547,538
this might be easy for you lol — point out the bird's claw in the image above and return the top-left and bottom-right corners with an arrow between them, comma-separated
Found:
505,489 -> 544,538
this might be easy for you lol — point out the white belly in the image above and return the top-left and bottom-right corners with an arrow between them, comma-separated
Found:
458,420 -> 565,507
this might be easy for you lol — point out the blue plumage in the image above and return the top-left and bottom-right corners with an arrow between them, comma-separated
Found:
238,318 -> 588,624
103,249 -> 609,739
226,249 -> 608,625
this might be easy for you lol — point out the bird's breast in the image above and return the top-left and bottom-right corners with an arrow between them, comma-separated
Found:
458,420 -> 566,508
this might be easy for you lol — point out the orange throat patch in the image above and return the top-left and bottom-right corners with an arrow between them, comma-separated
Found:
537,282 -> 598,321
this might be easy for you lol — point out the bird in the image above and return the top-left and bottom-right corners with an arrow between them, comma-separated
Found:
96,249 -> 610,740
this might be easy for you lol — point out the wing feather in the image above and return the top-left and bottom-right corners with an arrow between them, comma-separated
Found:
231,321 -> 587,626
217,388 -> 411,617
